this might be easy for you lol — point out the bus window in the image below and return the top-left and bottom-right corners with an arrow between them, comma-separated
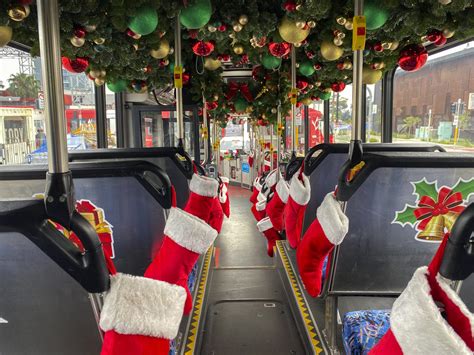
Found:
105,87 -> 117,148
285,105 -> 305,156
140,109 -> 195,157
329,86 -> 352,143
0,46 -> 98,165
306,100 -> 327,147
393,41 -> 474,151
366,83 -> 382,143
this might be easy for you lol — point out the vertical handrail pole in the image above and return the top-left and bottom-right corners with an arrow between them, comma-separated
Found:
291,46 -> 297,154
270,123 -> 274,171
175,17 -> 184,146
202,95 -> 209,163
352,0 -> 364,143
276,102 -> 282,182
37,0 -> 68,174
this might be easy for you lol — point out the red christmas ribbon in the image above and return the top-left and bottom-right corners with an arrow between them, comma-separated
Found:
225,82 -> 253,102
414,187 -> 464,230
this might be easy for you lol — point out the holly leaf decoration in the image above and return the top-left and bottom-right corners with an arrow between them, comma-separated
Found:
394,205 -> 418,226
451,178 -> 474,201
412,179 -> 438,201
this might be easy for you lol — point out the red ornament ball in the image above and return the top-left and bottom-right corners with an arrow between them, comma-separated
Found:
206,101 -> 218,111
192,41 -> 215,57
182,72 -> 191,86
241,54 -> 249,63
296,78 -> 309,91
331,81 -> 346,92
434,35 -> 447,46
306,50 -> 315,59
314,63 -> 322,70
268,42 -> 291,58
398,44 -> 428,72
427,29 -> 442,43
336,62 -> 345,70
257,119 -> 268,126
218,24 -> 227,32
62,56 -> 89,73
188,29 -> 199,39
73,26 -> 86,39
373,42 -> 383,52
282,0 -> 297,12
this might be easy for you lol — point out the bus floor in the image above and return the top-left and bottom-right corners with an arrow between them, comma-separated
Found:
194,185 -> 310,355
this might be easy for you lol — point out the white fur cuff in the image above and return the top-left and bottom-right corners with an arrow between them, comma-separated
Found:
220,176 -> 229,184
165,208 -> 218,254
189,174 -> 219,197
265,169 -> 277,187
390,267 -> 473,354
275,179 -> 290,204
253,177 -> 262,191
100,273 -> 186,340
257,217 -> 274,232
219,184 -> 228,203
257,191 -> 267,203
256,200 -> 266,212
316,193 -> 348,245
289,173 -> 311,206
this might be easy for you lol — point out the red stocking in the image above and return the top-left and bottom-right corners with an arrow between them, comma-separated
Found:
144,208 -> 218,314
257,217 -> 282,257
284,173 -> 311,249
184,173 -> 219,222
251,200 -> 267,222
296,193 -> 348,297
265,178 -> 289,232
219,177 -> 230,218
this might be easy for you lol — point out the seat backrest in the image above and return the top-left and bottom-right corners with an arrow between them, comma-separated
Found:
69,148 -> 192,207
331,152 -> 474,311
302,144 -> 446,236
0,162 -> 170,354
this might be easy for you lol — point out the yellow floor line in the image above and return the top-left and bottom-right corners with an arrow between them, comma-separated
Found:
183,246 -> 213,355
276,241 -> 325,354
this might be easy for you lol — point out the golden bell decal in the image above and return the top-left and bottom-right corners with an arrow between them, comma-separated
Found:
417,215 -> 445,241
442,211 -> 460,232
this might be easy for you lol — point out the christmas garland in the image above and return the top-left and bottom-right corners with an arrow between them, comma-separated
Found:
1,0 -> 473,125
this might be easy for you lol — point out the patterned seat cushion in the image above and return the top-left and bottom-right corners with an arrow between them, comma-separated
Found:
342,310 -> 391,354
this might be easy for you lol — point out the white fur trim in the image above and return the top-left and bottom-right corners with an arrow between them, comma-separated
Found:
253,178 -> 262,191
390,267 -> 473,354
256,200 -> 267,212
275,179 -> 290,204
265,169 -> 277,187
220,176 -> 229,184
257,191 -> 267,203
219,184 -> 228,203
189,174 -> 218,197
257,217 -> 274,232
289,173 -> 311,206
99,273 -> 186,340
316,193 -> 348,245
165,208 -> 218,254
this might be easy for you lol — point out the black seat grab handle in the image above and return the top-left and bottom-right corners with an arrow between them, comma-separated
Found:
439,203 -> 474,281
0,199 -> 110,293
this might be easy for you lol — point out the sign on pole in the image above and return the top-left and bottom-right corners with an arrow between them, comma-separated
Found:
468,93 -> 474,110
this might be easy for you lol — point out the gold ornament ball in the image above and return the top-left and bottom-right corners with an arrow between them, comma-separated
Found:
443,29 -> 455,38
229,33 -> 236,39
336,17 -> 347,25
362,66 -> 382,84
95,78 -> 106,86
132,33 -> 142,40
99,70 -> 107,78
294,42 -> 302,47
204,57 -> 222,71
320,41 -> 344,61
278,16 -> 310,44
0,26 -> 13,48
389,41 -> 399,51
162,59 -> 170,66
343,60 -> 352,69
85,24 -> 97,32
333,37 -> 343,46
233,24 -> 243,32
8,4 -> 30,22
239,15 -> 249,25
344,21 -> 353,30
337,32 -> 346,39
382,42 -> 392,50
89,69 -> 102,79
94,37 -> 106,45
324,88 -> 332,93
301,97 -> 313,106
438,0 -> 452,4
421,35 -> 428,42
132,44 -> 139,51
150,39 -> 170,59
308,21 -> 316,28
296,21 -> 306,29
70,36 -> 85,47
208,25 -> 217,32
315,81 -> 322,87
233,44 -> 244,55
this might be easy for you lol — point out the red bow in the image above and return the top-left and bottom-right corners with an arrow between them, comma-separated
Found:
225,82 -> 253,102
414,187 -> 464,230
